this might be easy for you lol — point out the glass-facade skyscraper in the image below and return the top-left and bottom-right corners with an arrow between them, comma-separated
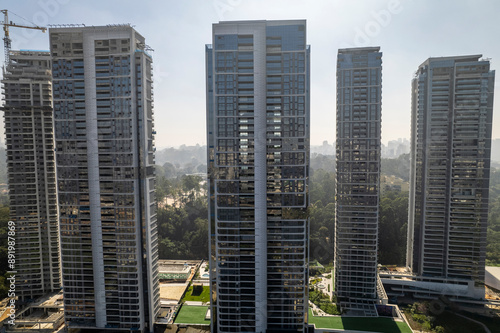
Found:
2,50 -> 61,302
50,26 -> 159,332
206,20 -> 310,332
407,55 -> 495,289
335,47 -> 382,316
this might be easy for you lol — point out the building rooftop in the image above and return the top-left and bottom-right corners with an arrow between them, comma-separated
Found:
216,19 -> 306,25
159,264 -> 191,273
173,305 -> 210,325
338,46 -> 381,53
418,54 -> 484,69
308,309 -> 412,332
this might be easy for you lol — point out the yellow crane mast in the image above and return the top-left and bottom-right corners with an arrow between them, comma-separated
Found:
1,9 -> 46,67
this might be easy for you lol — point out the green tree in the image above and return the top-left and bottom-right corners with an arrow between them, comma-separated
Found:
309,201 -> 335,264
162,162 -> 178,179
157,184 -> 208,260
186,218 -> 209,259
182,175 -> 202,193
0,206 -> 9,223
379,190 -> 408,265
381,153 -> 410,181
309,169 -> 335,207
155,176 -> 172,203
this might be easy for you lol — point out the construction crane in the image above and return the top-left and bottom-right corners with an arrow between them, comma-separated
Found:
1,9 -> 47,67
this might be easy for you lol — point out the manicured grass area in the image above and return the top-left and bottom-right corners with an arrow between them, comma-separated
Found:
174,305 -> 210,325
308,309 -> 412,333
182,285 -> 210,303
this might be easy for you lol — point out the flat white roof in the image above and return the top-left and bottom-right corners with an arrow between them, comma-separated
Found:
485,266 -> 500,290
486,266 -> 500,278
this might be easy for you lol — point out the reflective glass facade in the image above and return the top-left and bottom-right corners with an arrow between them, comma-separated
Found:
207,20 -> 310,332
50,26 -> 159,332
407,55 -> 495,288
2,51 -> 60,302
335,47 -> 382,316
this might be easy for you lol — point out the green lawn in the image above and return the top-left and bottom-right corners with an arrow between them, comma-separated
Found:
174,305 -> 210,325
308,309 -> 412,333
182,285 -> 210,303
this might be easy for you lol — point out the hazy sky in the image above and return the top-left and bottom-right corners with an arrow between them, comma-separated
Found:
1,0 -> 499,148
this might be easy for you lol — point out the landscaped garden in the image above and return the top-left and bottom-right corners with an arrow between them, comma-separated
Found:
309,289 -> 340,315
182,284 -> 210,303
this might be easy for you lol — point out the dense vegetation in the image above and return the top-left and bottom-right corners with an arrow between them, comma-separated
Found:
305,158 -> 500,267
403,302 -> 446,333
155,144 -> 206,177
152,154 -> 413,266
487,168 -> 500,266
310,153 -> 335,173
155,173 -> 208,260
309,169 -> 336,264
151,153 -> 500,267
379,191 -> 408,266
309,289 -> 340,315
402,301 -> 500,333
381,153 -> 410,181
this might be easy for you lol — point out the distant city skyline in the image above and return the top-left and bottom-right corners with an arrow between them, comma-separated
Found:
0,0 -> 499,148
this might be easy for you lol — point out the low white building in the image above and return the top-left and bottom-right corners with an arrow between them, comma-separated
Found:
485,266 -> 500,291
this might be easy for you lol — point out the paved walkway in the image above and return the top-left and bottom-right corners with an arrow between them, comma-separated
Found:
310,271 -> 334,298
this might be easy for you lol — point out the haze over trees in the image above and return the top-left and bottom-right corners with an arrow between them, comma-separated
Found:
129,146 -> 500,267
151,148 -> 417,267
0,145 -> 500,298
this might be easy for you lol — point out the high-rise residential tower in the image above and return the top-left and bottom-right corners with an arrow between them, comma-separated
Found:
2,50 -> 60,302
407,55 -> 495,289
335,47 -> 382,316
206,20 -> 310,332
50,26 -> 159,332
